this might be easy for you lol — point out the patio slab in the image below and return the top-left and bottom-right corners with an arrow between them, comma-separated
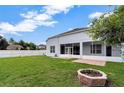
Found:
73,59 -> 106,66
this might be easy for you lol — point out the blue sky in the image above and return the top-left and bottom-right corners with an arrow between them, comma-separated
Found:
0,5 -> 116,45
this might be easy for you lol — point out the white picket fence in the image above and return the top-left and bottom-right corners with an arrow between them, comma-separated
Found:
0,50 -> 46,58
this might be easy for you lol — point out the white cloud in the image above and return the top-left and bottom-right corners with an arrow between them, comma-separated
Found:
15,20 -> 38,32
0,33 -> 4,37
43,5 -> 74,15
33,14 -> 51,21
0,22 -> 15,32
87,23 -> 93,27
89,12 -> 104,19
39,21 -> 58,27
104,12 -> 113,18
39,42 -> 46,45
87,12 -> 114,27
0,5 -> 74,35
68,28 -> 73,31
20,11 -> 38,19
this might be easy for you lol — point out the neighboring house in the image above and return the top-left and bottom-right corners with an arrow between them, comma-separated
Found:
46,27 -> 124,62
37,44 -> 46,50
7,44 -> 24,50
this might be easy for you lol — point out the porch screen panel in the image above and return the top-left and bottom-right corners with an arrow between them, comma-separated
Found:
96,44 -> 102,53
60,44 -> 65,54
91,44 -> 102,54
73,43 -> 80,55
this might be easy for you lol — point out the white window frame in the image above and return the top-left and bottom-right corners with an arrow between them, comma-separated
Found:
50,46 -> 55,53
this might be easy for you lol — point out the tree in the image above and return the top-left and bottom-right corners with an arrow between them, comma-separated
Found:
19,40 -> 27,50
9,38 -> 15,44
0,36 -> 8,50
28,42 -> 36,50
18,40 -> 37,50
89,5 -> 124,45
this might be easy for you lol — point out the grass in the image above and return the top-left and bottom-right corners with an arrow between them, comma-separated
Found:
0,56 -> 123,86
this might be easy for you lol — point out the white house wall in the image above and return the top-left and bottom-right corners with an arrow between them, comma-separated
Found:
47,31 -> 122,58
112,45 -> 121,57
58,32 -> 93,44
46,37 -> 59,56
47,31 -> 93,56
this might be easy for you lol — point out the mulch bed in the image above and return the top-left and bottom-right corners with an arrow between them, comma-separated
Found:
80,70 -> 103,77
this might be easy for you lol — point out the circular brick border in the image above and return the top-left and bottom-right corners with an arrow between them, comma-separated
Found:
77,68 -> 107,87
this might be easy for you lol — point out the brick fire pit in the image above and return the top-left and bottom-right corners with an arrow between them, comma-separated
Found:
77,68 -> 107,87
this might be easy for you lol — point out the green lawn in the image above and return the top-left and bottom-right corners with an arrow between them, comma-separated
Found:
0,56 -> 123,87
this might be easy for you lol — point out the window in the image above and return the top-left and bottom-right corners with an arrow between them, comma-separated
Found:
50,46 -> 55,53
91,44 -> 102,54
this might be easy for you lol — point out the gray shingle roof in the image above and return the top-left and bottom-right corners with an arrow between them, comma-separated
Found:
7,44 -> 24,50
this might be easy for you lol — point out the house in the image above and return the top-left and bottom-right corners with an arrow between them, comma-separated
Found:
7,44 -> 24,50
37,44 -> 46,50
46,27 -> 124,62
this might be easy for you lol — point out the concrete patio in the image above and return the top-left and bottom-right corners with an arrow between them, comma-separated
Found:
73,59 -> 106,66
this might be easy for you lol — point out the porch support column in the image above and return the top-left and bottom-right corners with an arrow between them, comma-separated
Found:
103,42 -> 106,56
80,42 -> 83,56
91,41 -> 94,55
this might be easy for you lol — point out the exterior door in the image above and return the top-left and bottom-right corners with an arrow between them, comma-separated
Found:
106,46 -> 112,56
65,47 -> 73,54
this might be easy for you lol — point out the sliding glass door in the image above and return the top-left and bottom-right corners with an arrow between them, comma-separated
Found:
65,47 -> 73,54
